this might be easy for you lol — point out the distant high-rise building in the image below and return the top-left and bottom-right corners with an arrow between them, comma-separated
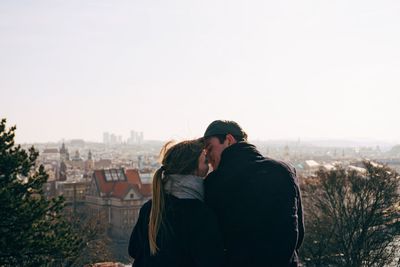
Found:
139,132 -> 144,144
110,134 -> 117,145
103,132 -> 110,144
129,130 -> 135,144
128,130 -> 144,144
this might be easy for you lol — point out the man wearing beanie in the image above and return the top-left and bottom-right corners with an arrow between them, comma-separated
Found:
203,120 -> 304,267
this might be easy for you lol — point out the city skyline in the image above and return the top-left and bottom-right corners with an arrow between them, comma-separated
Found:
1,0 -> 400,143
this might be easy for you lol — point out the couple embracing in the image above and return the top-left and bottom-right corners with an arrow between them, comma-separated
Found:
128,120 -> 304,267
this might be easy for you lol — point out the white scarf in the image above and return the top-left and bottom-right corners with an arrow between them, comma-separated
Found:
163,174 -> 204,201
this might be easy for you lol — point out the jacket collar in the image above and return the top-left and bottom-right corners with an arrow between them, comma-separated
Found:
218,142 -> 264,170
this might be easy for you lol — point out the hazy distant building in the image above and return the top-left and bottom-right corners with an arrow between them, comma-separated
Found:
388,145 -> 400,157
103,132 -> 110,144
305,160 -> 320,169
42,148 -> 59,161
110,134 -> 117,145
63,149 -> 87,170
103,132 -> 120,145
71,150 -> 83,161
95,159 -> 113,169
57,180 -> 87,203
57,180 -> 88,215
103,131 -> 131,145
128,130 -> 144,145
43,162 -> 58,181
299,160 -> 321,177
70,139 -> 85,147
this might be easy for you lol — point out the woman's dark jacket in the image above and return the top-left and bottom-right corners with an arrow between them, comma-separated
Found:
205,142 -> 304,267
128,195 -> 224,267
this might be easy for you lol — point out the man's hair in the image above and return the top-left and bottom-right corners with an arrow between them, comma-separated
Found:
212,134 -> 247,144
203,120 -> 248,142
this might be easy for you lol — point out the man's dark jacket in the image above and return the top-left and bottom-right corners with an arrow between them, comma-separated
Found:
205,142 -> 304,267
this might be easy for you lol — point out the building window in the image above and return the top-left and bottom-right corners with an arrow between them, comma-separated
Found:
130,193 -> 134,199
111,169 -> 118,181
104,170 -> 112,181
118,169 -> 126,181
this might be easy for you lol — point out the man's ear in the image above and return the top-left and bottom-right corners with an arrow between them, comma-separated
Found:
225,134 -> 237,146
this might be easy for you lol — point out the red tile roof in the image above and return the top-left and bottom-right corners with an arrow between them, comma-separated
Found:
125,169 -> 152,196
93,168 -> 151,199
112,182 -> 134,199
125,169 -> 142,186
139,183 -> 152,197
93,170 -> 113,195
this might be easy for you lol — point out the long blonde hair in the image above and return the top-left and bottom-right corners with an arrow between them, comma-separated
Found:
148,139 -> 204,255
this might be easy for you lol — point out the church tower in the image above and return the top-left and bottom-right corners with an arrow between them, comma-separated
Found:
60,143 -> 69,161
59,161 -> 67,181
85,150 -> 94,172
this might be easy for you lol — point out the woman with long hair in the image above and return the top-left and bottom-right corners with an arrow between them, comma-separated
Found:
128,139 -> 224,267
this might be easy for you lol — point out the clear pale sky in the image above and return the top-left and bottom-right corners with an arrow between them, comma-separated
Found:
1,0 -> 399,143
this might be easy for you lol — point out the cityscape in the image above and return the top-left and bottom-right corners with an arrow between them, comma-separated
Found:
20,130 -> 400,265
1,0 -> 400,266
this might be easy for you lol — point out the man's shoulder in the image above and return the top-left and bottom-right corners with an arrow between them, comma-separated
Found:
205,157 -> 296,180
243,157 -> 298,189
259,157 -> 296,176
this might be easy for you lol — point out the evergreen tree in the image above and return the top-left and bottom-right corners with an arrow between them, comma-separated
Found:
0,119 -> 82,266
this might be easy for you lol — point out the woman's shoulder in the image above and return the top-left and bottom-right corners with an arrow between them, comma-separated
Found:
169,196 -> 216,219
138,199 -> 152,215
